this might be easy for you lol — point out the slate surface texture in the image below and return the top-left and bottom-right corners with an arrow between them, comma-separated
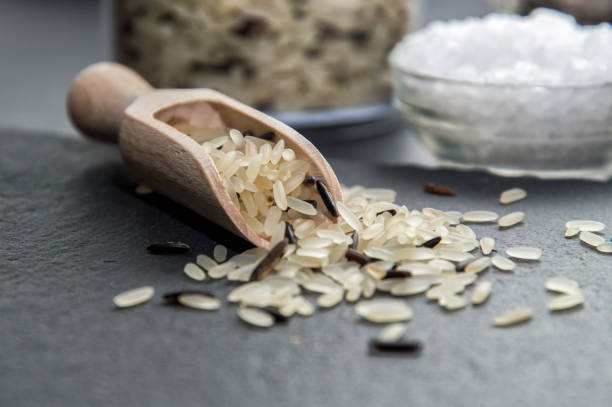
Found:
2,130 -> 612,407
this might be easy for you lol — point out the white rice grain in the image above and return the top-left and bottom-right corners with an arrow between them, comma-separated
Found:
296,247 -> 330,259
565,220 -> 605,232
113,286 -> 155,308
565,227 -> 580,237
545,276 -> 581,295
394,247 -> 435,261
213,244 -> 228,262
465,257 -> 491,273
491,255 -> 516,271
296,297 -> 315,316
237,307 -> 275,328
506,246 -> 542,260
462,210 -> 499,223
439,294 -> 468,310
228,129 -> 245,149
273,180 -> 288,210
196,254 -> 218,271
378,323 -> 407,342
548,294 -> 584,311
493,307 -> 533,327
390,278 -> 432,296
498,211 -> 525,228
286,196 -> 317,216
435,248 -> 474,262
337,201 -> 363,232
282,148 -> 296,161
355,299 -> 413,323
208,261 -> 237,279
299,237 -> 333,249
499,188 -> 527,204
480,237 -> 495,255
317,289 -> 344,308
471,281 -> 492,305
178,293 -> 221,310
579,231 -> 605,247
184,262 -> 206,281
597,243 -> 612,253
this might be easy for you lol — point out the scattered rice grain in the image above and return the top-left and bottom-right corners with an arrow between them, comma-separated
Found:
545,276 -> 581,295
579,231 -> 605,247
378,323 -> 407,343
471,281 -> 492,305
462,210 -> 499,223
237,307 -> 275,328
493,307 -> 533,327
177,293 -> 221,310
423,183 -> 456,196
565,220 -> 605,232
113,286 -> 155,308
498,211 -> 525,228
597,243 -> 612,253
565,227 -> 580,237
506,246 -> 542,260
213,244 -> 228,262
499,188 -> 526,204
480,237 -> 495,255
465,257 -> 491,273
184,262 -> 206,281
356,299 -> 413,323
491,255 -> 516,271
548,294 -> 584,311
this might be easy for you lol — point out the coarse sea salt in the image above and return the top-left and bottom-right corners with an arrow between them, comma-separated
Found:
389,9 -> 612,171
390,9 -> 612,86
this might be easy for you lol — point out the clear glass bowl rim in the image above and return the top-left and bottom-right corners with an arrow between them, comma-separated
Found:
389,57 -> 612,90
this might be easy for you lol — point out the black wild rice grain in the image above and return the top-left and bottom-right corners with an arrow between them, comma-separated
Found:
303,175 -> 316,185
376,209 -> 397,216
163,290 -> 216,304
421,236 -> 442,248
345,248 -> 372,265
304,199 -> 318,209
383,270 -> 413,279
285,223 -> 297,245
250,238 -> 289,281
423,183 -> 456,196
259,131 -> 276,141
315,180 -> 339,218
369,339 -> 423,353
243,131 -> 254,137
349,232 -> 359,250
147,241 -> 191,254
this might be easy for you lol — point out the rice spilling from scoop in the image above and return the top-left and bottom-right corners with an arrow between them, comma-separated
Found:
134,126 -> 597,337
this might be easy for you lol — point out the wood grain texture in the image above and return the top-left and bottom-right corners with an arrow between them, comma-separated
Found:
66,62 -> 153,143
67,62 -> 342,248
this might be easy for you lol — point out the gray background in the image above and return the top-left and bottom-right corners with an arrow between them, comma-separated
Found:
0,0 -> 489,168
3,1 -> 612,406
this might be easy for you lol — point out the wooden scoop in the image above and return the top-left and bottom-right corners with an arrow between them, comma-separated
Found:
67,62 -> 342,249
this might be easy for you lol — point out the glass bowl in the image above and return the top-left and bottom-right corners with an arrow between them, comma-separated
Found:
390,63 -> 612,179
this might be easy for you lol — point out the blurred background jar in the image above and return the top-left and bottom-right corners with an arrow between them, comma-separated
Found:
114,0 -> 414,113
488,0 -> 612,23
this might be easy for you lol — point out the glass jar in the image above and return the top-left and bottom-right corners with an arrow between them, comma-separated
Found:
113,0 -> 413,112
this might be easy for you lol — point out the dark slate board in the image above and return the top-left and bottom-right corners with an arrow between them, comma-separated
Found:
2,129 -> 612,407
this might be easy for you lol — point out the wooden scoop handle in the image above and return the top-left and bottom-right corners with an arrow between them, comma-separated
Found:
66,62 -> 153,143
